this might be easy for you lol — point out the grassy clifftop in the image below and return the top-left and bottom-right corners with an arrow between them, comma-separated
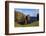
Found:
15,21 -> 39,27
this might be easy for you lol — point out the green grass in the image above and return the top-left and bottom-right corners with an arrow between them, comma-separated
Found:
15,21 -> 39,27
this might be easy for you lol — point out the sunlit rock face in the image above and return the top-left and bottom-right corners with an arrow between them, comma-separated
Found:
15,10 -> 31,24
15,11 -> 26,24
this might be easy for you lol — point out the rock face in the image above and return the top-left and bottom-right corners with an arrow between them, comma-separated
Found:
15,11 -> 26,24
15,10 -> 31,24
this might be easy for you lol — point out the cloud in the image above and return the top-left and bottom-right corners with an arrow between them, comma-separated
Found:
15,8 -> 39,17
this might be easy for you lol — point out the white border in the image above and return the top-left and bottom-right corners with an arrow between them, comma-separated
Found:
9,3 -> 44,33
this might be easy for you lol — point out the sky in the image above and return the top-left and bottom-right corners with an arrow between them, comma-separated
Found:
15,8 -> 39,17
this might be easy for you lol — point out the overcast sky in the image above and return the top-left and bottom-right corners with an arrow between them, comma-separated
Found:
15,8 -> 39,17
